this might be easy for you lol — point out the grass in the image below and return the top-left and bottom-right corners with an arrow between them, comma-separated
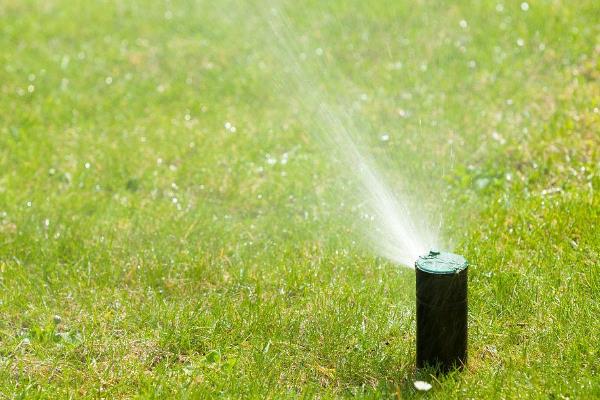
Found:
1,0 -> 599,398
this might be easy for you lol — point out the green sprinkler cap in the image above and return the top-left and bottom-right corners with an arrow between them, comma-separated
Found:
415,250 -> 468,275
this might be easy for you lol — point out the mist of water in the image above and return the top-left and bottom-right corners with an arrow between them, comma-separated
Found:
263,6 -> 439,267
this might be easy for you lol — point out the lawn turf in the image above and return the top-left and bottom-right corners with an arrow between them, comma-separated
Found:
0,0 -> 599,398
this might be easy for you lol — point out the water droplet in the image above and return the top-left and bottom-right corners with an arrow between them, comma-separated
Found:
390,61 -> 403,70
541,187 -> 561,196
491,131 -> 506,144
224,121 -> 236,132
266,154 -> 277,165
475,178 -> 490,189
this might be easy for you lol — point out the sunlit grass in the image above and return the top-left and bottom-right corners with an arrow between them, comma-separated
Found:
0,0 -> 598,398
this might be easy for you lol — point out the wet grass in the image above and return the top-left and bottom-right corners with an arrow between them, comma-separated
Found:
1,0 -> 599,398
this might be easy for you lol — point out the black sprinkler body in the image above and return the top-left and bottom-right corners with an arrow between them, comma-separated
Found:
415,250 -> 468,372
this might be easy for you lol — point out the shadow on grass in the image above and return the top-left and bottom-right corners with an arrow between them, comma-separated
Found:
337,363 -> 466,399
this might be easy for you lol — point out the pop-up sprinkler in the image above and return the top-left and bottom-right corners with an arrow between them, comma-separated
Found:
415,250 -> 468,372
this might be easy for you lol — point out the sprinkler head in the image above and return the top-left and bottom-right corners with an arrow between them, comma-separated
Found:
415,250 -> 468,372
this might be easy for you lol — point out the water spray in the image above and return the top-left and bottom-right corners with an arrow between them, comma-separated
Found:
262,5 -> 467,372
415,250 -> 468,372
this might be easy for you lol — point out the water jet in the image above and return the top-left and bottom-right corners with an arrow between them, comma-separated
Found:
415,250 -> 468,372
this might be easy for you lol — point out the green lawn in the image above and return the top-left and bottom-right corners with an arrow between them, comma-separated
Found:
1,0 -> 599,398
